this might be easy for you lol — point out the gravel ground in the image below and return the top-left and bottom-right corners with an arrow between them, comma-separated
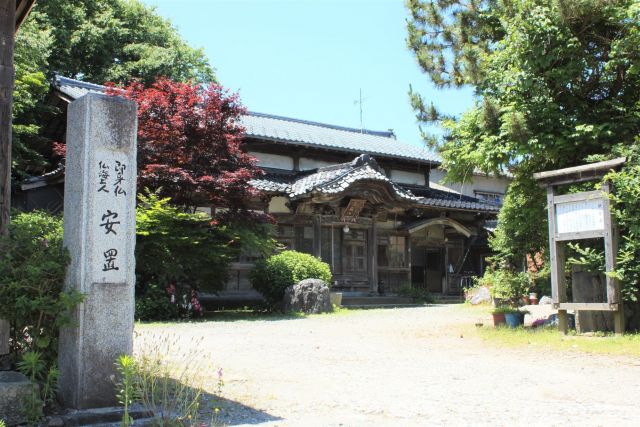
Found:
135,305 -> 640,426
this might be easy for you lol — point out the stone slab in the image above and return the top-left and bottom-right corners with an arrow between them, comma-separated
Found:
0,371 -> 32,426
57,93 -> 137,409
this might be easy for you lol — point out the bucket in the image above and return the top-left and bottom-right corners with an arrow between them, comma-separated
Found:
504,312 -> 525,328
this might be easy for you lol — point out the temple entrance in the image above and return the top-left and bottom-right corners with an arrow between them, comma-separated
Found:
411,247 -> 444,293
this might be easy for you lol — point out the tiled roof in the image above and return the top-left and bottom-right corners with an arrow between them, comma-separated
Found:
401,184 -> 501,212
242,112 -> 440,164
52,75 -> 440,165
54,75 -> 109,100
20,163 -> 65,190
251,154 -> 499,213
288,155 -> 419,201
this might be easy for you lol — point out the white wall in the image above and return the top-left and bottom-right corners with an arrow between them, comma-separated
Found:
429,169 -> 510,198
299,157 -> 334,171
390,169 -> 426,186
268,196 -> 291,213
248,151 -> 294,170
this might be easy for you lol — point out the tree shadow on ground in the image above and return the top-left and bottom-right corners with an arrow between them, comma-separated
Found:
200,391 -> 283,426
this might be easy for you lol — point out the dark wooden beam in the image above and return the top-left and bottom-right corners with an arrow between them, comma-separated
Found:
15,0 -> 36,31
533,157 -> 626,186
1,0 -> 16,236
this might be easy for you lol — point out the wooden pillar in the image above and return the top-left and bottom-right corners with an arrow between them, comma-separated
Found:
602,182 -> 624,334
443,243 -> 449,294
0,0 -> 16,367
368,218 -> 378,294
547,186 -> 568,334
312,214 -> 322,258
0,0 -> 16,237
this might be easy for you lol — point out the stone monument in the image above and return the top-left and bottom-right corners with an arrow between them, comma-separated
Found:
57,93 -> 137,409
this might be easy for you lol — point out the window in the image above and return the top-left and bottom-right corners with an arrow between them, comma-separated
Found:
294,226 -> 314,255
378,235 -> 406,268
474,191 -> 503,205
346,243 -> 366,272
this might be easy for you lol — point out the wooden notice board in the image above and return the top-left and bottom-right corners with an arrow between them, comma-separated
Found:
533,158 -> 626,334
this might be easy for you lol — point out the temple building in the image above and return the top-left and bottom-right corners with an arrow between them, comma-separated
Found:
17,76 -> 509,298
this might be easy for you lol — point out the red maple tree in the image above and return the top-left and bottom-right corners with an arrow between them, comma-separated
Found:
109,78 -> 260,210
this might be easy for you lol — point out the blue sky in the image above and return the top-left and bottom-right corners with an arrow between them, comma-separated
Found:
142,0 -> 474,148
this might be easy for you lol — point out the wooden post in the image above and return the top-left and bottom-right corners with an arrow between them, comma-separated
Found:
0,0 -> 16,368
547,186 -> 568,334
312,214 -> 322,258
602,182 -> 624,334
0,0 -> 16,237
368,218 -> 378,294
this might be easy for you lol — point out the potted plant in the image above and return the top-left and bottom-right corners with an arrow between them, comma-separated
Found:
503,307 -> 529,328
490,306 -> 511,326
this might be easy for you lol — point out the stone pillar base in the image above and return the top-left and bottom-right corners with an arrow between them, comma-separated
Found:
0,371 -> 32,426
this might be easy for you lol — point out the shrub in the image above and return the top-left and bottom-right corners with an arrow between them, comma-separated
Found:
0,211 -> 82,424
0,211 -> 83,367
250,250 -> 332,310
135,283 -> 179,321
135,191 -> 277,320
479,268 -> 530,307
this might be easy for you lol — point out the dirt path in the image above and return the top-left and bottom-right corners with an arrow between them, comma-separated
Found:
136,306 -> 640,426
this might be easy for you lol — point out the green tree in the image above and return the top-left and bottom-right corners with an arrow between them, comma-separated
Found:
30,0 -> 216,85
406,0 -> 640,265
12,12 -> 53,177
12,0 -> 216,176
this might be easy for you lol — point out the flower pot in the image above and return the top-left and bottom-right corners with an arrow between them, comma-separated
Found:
529,293 -> 538,305
330,292 -> 343,307
504,312 -> 525,328
491,312 -> 506,327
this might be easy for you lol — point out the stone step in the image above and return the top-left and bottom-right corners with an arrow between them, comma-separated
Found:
344,303 -> 425,309
341,296 -> 417,306
47,406 -> 154,427
431,295 -> 465,304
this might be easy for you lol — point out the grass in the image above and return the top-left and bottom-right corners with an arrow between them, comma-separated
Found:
476,326 -> 640,356
459,303 -> 640,357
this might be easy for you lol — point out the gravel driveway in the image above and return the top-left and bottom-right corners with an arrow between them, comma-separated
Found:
135,306 -> 640,426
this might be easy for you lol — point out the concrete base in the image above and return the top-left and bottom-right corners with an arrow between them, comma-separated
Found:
0,371 -> 32,426
48,405 -> 153,426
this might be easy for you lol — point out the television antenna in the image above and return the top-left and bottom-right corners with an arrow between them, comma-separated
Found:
353,88 -> 370,133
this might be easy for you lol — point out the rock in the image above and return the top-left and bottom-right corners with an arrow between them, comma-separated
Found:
0,371 -> 33,426
539,296 -> 553,305
466,286 -> 491,305
283,279 -> 332,314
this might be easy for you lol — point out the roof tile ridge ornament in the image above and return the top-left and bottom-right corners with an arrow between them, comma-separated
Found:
315,154 -> 382,189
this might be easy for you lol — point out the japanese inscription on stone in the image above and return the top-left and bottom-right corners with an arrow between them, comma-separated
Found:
91,152 -> 130,283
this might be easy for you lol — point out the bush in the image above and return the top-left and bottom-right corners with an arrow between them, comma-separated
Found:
0,211 -> 83,367
135,191 -> 277,320
479,268 -> 530,307
250,250 -> 332,310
